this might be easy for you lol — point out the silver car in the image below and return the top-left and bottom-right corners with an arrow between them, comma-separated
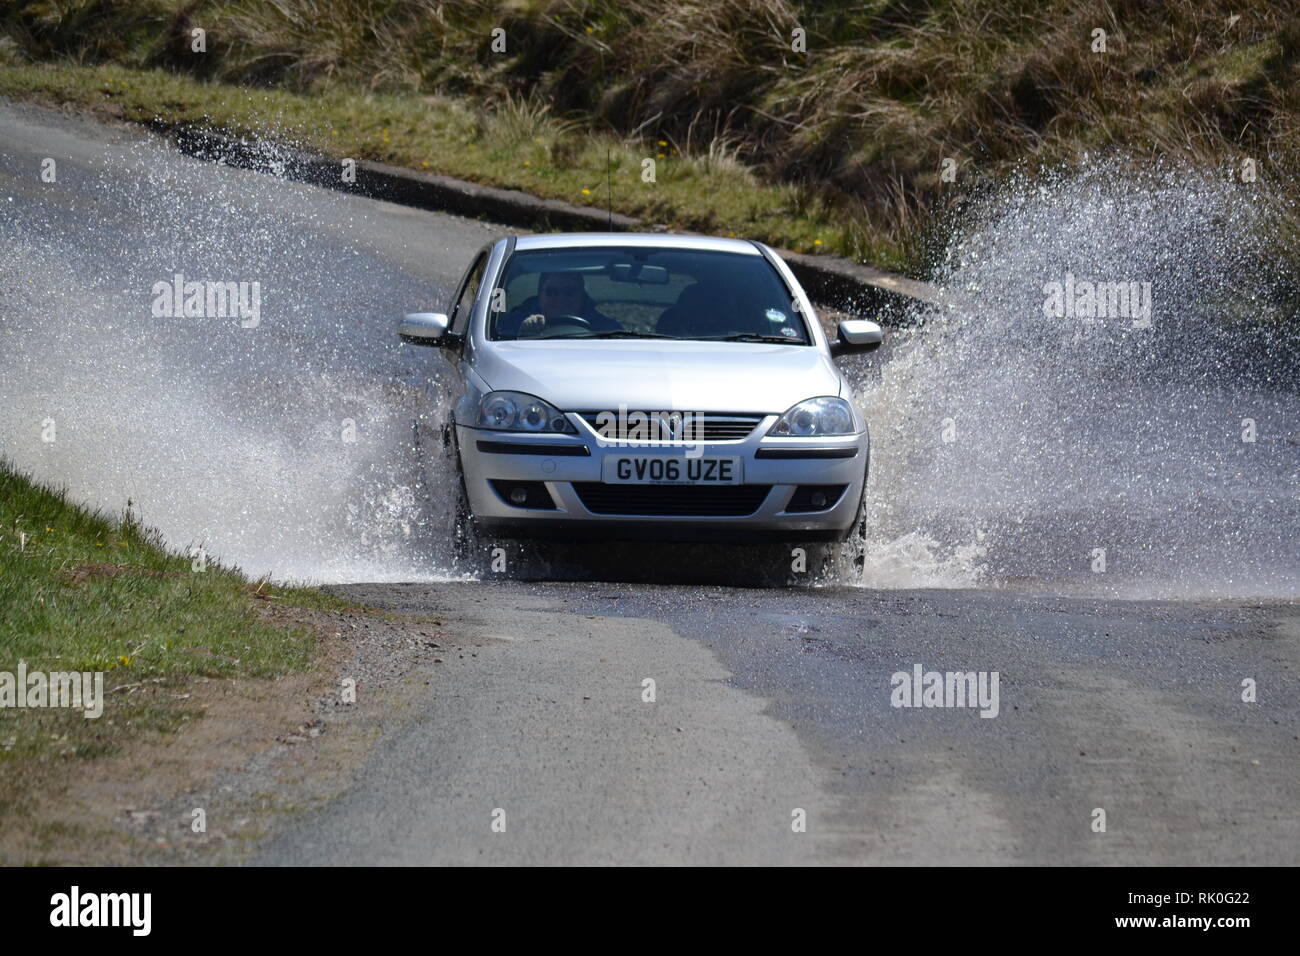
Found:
400,233 -> 882,548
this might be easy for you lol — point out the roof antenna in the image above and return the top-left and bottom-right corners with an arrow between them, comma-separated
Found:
606,146 -> 613,231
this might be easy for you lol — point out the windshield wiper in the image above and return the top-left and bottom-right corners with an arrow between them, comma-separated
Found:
549,330 -> 678,339
687,333 -> 806,344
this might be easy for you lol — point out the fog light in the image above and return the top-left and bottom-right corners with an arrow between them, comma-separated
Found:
785,484 -> 848,513
489,479 -> 558,510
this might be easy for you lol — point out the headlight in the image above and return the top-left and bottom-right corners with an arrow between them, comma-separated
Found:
477,391 -> 575,433
767,397 -> 856,437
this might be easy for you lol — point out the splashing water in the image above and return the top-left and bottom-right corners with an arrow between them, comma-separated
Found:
2,114 -> 1295,595
0,117 -> 468,583
850,159 -> 1299,597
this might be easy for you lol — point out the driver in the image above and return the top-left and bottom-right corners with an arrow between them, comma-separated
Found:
502,272 -> 621,338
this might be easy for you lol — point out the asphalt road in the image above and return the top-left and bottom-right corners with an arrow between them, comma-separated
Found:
2,100 -> 1297,865
239,579 -> 1296,866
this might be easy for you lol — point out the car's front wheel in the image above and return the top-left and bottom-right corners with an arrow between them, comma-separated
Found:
452,468 -> 473,558
447,432 -> 482,567
837,455 -> 870,541
835,458 -> 870,576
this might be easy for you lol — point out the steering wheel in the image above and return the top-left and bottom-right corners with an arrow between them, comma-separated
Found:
537,314 -> 593,338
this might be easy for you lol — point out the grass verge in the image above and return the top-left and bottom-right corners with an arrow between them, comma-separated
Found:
0,455 -> 351,796
0,59 -> 897,266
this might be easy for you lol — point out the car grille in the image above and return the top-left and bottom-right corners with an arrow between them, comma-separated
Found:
572,483 -> 772,517
577,412 -> 765,442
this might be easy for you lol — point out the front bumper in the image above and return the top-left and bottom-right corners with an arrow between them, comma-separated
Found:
454,413 -> 869,542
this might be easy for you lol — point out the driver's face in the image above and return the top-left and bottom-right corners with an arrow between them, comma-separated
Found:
539,278 -> 583,317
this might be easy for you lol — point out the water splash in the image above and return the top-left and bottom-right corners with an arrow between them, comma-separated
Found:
3,124 -> 1295,595
0,125 -> 462,584
851,158 -> 1299,597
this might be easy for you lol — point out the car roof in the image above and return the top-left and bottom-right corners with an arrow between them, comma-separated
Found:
511,233 -> 764,255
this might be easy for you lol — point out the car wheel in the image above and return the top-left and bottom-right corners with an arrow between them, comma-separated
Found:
446,429 -> 481,568
452,467 -> 472,559
837,457 -> 870,544
836,458 -> 869,577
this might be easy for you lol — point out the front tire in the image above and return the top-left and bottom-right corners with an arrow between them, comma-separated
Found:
449,434 -> 481,568
836,457 -> 870,577
837,455 -> 870,542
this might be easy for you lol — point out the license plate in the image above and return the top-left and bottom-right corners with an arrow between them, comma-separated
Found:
602,455 -> 743,485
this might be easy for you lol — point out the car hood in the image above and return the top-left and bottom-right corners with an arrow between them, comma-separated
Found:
474,340 -> 843,413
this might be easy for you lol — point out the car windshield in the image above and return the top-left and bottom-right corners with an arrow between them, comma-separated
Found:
486,246 -> 811,343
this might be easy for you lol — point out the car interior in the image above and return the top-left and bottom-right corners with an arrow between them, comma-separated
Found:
492,249 -> 807,342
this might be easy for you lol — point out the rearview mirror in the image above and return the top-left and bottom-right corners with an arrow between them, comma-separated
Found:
399,312 -> 451,346
609,263 -> 669,284
829,319 -> 883,357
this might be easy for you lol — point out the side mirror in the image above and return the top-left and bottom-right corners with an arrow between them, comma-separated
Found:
399,312 -> 451,346
829,319 -> 883,357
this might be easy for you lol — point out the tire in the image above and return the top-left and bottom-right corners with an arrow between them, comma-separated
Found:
452,467 -> 473,560
837,456 -> 870,543
836,456 -> 869,578
447,427 -> 481,568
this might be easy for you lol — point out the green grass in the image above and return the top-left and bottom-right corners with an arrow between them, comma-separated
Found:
0,456 -> 351,769
0,59 -> 893,265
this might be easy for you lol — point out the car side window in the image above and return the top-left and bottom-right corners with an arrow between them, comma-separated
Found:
449,250 -> 488,337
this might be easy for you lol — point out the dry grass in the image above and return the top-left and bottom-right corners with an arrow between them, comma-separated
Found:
2,0 -> 1297,272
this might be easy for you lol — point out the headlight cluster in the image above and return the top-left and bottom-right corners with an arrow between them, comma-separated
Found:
477,391 -> 575,433
767,397 -> 856,436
